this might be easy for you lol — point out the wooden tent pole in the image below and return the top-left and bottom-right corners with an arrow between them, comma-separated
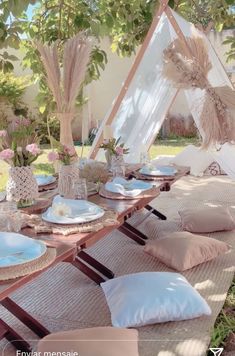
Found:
89,0 -> 170,159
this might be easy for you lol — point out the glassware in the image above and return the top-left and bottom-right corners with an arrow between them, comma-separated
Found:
0,202 -> 23,232
111,155 -> 125,177
140,150 -> 151,165
73,178 -> 88,200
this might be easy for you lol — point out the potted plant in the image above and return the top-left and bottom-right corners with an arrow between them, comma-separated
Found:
0,116 -> 41,208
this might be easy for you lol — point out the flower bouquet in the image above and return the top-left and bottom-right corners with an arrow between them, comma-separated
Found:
47,141 -> 79,198
100,137 -> 129,176
0,116 -> 42,207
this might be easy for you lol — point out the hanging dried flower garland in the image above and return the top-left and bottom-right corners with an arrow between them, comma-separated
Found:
163,36 -> 235,148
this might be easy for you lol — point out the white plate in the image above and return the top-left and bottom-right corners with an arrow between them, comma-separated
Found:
0,232 -> 46,268
105,178 -> 153,197
139,165 -> 177,177
35,175 -> 56,186
42,196 -> 105,225
121,180 -> 152,191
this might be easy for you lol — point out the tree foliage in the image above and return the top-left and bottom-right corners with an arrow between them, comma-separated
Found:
0,0 -> 234,114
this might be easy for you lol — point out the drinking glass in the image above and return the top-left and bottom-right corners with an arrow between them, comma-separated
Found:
73,178 -> 88,200
0,202 -> 23,232
140,151 -> 151,165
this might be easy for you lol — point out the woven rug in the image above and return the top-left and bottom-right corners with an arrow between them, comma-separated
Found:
1,175 -> 235,356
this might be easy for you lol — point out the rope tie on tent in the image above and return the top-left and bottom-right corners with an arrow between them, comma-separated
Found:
163,36 -> 235,148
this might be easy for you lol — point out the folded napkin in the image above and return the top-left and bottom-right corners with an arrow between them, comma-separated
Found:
105,178 -> 151,197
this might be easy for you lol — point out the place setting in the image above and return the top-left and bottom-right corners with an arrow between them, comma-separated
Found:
0,232 -> 56,281
132,164 -> 179,181
99,177 -> 161,200
35,174 -> 57,192
24,194 -> 119,236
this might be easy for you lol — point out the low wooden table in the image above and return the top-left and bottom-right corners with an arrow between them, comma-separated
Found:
0,242 -> 76,353
22,166 -> 189,285
0,165 -> 189,352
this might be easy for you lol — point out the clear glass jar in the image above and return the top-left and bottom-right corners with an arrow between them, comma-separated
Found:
0,202 -> 23,232
140,151 -> 150,165
111,155 -> 125,177
73,178 -> 88,200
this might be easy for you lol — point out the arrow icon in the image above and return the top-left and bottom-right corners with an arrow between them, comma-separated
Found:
209,348 -> 223,356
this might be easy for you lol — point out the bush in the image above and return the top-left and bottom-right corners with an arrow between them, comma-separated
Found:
37,114 -> 60,144
0,72 -> 31,108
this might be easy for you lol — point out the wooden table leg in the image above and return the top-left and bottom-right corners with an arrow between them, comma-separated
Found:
72,257 -> 106,285
0,318 -> 32,352
118,225 -> 146,245
123,221 -> 148,240
77,251 -> 114,279
145,204 -> 167,220
1,298 -> 50,338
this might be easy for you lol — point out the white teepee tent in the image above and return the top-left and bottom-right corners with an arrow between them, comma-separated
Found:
89,2 -> 235,177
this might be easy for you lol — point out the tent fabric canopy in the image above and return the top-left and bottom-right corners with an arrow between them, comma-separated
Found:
89,6 -> 235,178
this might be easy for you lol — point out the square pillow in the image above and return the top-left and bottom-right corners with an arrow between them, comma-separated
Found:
179,207 -> 235,233
101,272 -> 211,328
37,327 -> 139,356
204,161 -> 226,176
144,231 -> 230,271
171,145 -> 214,177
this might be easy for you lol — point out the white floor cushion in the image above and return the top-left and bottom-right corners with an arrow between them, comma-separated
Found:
101,272 -> 211,328
171,145 -> 214,176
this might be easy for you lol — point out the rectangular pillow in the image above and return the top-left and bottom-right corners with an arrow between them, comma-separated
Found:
101,272 -> 211,328
171,145 -> 214,177
179,207 -> 235,233
37,327 -> 139,356
144,231 -> 230,271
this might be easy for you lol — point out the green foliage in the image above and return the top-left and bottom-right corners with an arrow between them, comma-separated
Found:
38,114 -> 60,144
175,0 -> 235,31
223,35 -> 235,62
0,72 -> 31,107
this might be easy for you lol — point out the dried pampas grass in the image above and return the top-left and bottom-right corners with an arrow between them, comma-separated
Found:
163,36 -> 235,148
80,162 -> 109,183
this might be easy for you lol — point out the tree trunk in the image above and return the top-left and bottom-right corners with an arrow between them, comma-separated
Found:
57,112 -> 74,147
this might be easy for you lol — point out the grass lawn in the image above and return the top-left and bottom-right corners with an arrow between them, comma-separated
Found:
0,137 -> 199,191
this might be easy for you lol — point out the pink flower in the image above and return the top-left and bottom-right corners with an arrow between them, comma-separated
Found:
0,149 -> 14,160
63,145 -> 76,156
26,143 -> 41,156
103,139 -> 109,145
22,118 -> 30,126
115,146 -> 124,156
0,130 -> 7,137
48,151 -> 59,162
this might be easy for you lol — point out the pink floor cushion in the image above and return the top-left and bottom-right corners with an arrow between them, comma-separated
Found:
37,327 -> 139,356
179,207 -> 235,233
144,231 -> 230,271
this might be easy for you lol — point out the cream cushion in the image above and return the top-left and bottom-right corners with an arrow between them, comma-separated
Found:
144,231 -> 230,271
37,327 -> 139,356
171,145 -> 214,176
101,272 -> 211,327
179,207 -> 235,233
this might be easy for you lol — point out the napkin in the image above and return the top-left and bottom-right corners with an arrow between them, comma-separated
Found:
105,178 -> 148,197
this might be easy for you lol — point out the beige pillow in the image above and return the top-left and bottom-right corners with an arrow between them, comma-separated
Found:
179,207 -> 235,233
144,231 -> 230,271
37,327 -> 139,356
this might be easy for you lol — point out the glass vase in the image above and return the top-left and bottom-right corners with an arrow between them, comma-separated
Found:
105,150 -> 112,171
111,155 -> 125,177
58,164 -> 80,199
6,166 -> 38,208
